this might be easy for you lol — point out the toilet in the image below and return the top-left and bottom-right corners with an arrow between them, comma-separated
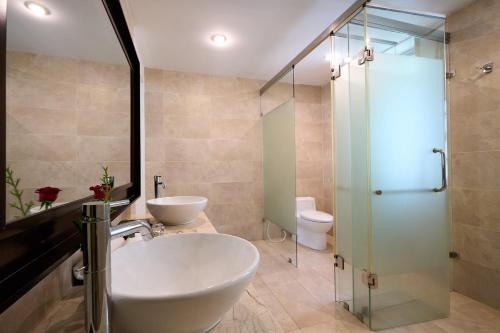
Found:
296,197 -> 334,251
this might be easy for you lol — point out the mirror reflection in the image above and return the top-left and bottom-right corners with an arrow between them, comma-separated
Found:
5,0 -> 131,222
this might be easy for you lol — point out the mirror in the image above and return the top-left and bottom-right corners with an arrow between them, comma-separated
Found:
5,0 -> 130,223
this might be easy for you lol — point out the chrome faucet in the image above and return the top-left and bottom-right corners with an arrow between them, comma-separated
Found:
81,199 -> 154,333
154,175 -> 166,199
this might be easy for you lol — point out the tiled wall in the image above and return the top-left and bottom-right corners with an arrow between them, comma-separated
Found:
6,51 -> 130,221
144,69 -> 264,240
321,83 -> 333,216
448,0 -> 500,309
144,69 -> 333,240
295,83 -> 333,216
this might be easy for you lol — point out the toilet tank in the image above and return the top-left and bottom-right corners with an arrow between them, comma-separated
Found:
296,197 -> 316,213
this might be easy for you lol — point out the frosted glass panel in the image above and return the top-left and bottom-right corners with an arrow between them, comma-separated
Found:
367,22 -> 448,331
263,99 -> 296,234
333,6 -> 448,330
333,29 -> 353,305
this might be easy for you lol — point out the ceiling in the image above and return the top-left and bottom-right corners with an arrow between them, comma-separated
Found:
7,0 -> 127,65
6,0 -> 476,84
126,0 -> 475,83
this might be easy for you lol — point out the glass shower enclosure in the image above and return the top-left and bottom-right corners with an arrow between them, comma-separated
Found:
333,5 -> 449,331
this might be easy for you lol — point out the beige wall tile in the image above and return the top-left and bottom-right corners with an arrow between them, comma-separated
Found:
295,84 -> 322,103
453,259 -> 500,309
76,85 -> 129,114
7,52 -> 78,84
452,188 -> 500,232
164,138 -> 211,162
296,161 -> 323,180
202,161 -> 261,183
77,110 -> 130,137
78,60 -> 129,89
209,182 -> 261,205
7,76 -> 76,111
209,118 -> 260,141
448,0 -> 500,308
209,139 -> 262,162
452,152 -> 500,189
7,107 -> 77,135
7,134 -> 77,161
145,111 -> 164,138
144,68 -> 163,92
164,93 -> 212,118
145,90 -> 164,114
145,137 -> 165,162
211,92 -> 260,120
77,136 -> 130,162
164,116 -> 211,139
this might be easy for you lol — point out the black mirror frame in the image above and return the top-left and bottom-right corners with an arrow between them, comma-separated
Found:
0,0 -> 141,313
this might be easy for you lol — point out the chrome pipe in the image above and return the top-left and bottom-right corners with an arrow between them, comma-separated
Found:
154,175 -> 166,199
111,220 -> 154,241
81,200 -> 154,333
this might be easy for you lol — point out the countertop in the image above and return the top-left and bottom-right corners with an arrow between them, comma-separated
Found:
32,213 -> 283,333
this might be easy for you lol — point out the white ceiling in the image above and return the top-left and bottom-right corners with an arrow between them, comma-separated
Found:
126,0 -> 475,83
6,0 -> 476,84
7,0 -> 127,65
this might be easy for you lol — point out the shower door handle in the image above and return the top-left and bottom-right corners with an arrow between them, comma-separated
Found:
432,148 -> 447,192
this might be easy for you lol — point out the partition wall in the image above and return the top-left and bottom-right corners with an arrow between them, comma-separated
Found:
260,1 -> 448,330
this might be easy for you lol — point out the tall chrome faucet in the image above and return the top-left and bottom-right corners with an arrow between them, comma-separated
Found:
81,199 -> 154,333
154,175 -> 166,199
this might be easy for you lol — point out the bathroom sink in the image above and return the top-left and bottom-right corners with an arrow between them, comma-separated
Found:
111,233 -> 260,333
146,196 -> 208,225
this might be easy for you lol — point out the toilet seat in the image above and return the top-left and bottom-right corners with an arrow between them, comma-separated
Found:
300,210 -> 333,223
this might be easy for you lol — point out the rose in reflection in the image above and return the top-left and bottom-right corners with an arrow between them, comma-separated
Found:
89,184 -> 112,201
35,187 -> 62,210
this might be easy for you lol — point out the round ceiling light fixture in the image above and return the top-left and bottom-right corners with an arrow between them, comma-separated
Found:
211,34 -> 228,46
24,1 -> 51,16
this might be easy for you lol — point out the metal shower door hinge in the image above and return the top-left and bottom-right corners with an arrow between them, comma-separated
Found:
334,254 -> 345,270
362,270 -> 378,289
445,32 -> 451,44
358,47 -> 374,65
342,301 -> 350,311
446,71 -> 456,79
331,64 -> 341,80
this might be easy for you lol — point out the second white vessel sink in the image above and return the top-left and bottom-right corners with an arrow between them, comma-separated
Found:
146,196 -> 208,225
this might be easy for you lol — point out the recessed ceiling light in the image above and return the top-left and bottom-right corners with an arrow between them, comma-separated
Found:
211,34 -> 227,45
24,1 -> 50,16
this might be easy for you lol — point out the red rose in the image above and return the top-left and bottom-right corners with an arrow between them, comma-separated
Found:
89,185 -> 105,200
35,187 -> 61,202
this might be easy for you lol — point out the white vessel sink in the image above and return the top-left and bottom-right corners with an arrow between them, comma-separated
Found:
147,196 -> 208,225
111,233 -> 259,333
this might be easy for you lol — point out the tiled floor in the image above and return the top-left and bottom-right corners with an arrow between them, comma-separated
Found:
251,239 -> 500,333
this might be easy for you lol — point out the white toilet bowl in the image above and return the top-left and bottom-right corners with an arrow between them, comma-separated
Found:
296,197 -> 333,251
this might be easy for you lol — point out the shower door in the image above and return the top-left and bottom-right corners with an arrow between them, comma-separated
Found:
366,7 -> 449,331
334,6 -> 449,331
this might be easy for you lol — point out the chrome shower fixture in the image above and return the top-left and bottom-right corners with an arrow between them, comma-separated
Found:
478,62 -> 494,74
